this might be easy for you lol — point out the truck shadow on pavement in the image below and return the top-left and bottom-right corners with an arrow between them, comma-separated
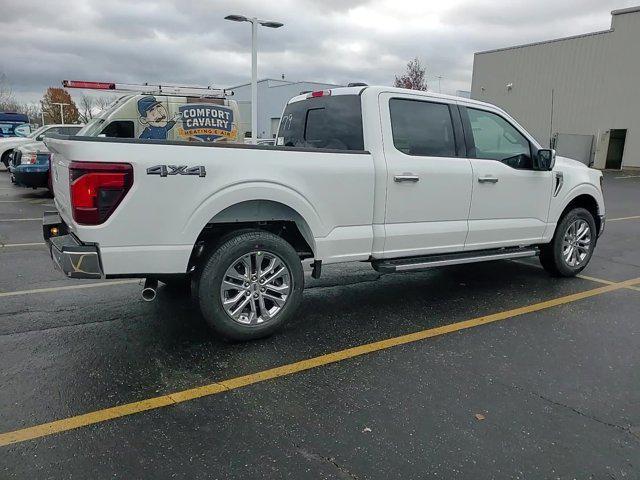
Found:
139,259 -> 591,380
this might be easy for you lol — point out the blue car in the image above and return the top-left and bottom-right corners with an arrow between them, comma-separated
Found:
0,112 -> 29,138
10,125 -> 82,190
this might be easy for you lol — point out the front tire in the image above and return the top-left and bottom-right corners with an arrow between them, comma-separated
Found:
197,230 -> 304,341
1,151 -> 11,170
540,207 -> 596,277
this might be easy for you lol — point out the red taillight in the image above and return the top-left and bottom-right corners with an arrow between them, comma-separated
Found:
308,89 -> 331,98
69,161 -> 133,225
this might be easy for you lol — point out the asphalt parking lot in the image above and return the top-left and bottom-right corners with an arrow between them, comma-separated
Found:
1,167 -> 639,479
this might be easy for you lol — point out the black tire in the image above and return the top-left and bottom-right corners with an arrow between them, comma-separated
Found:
1,151 -> 11,170
197,230 -> 304,341
539,207 -> 597,277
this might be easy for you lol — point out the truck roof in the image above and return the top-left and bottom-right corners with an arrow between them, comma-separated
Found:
287,85 -> 503,113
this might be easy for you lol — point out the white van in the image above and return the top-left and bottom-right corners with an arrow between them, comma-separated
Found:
77,94 -> 244,142
58,81 -> 242,142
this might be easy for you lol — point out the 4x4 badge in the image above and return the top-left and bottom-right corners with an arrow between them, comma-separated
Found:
146,165 -> 206,178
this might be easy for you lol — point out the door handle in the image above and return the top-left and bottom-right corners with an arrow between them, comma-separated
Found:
394,174 -> 420,183
478,176 -> 499,184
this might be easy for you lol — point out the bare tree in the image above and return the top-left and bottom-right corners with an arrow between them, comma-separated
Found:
78,94 -> 95,123
0,73 -> 43,125
0,73 -> 20,111
95,95 -> 115,112
394,57 -> 428,91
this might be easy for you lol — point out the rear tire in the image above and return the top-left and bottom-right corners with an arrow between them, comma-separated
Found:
539,207 -> 596,277
197,230 -> 304,341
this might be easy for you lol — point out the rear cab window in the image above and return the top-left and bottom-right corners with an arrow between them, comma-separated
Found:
277,94 -> 364,151
389,98 -> 457,157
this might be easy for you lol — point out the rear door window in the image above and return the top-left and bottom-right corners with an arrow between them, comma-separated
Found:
389,98 -> 456,157
277,95 -> 364,151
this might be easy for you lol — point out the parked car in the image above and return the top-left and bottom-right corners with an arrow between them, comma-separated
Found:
9,125 -> 83,190
43,85 -> 605,341
0,123 -> 77,169
0,112 -> 30,138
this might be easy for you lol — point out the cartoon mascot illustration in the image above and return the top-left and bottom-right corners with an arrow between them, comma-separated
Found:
137,96 -> 180,140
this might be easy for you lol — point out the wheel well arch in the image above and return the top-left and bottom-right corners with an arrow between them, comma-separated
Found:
560,194 -> 601,232
190,200 -> 316,268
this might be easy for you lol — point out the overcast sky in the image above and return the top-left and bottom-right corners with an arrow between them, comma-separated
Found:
0,0 -> 636,104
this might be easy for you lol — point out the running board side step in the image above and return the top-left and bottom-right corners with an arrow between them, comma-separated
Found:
372,247 -> 539,273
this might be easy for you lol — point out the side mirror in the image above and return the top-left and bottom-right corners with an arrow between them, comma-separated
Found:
535,148 -> 556,171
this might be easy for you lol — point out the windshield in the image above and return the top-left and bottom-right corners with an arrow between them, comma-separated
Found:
76,95 -> 131,137
27,125 -> 50,139
77,118 -> 105,136
0,122 -> 23,137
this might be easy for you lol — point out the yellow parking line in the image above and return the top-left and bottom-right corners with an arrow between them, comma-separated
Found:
0,218 -> 40,222
0,280 -> 139,298
1,276 -> 639,447
608,215 -> 640,222
578,274 -> 640,292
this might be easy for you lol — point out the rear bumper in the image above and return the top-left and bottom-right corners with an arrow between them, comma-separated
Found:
43,211 -> 103,279
13,166 -> 48,189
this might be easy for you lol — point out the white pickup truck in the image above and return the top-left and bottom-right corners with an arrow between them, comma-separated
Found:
43,86 -> 605,340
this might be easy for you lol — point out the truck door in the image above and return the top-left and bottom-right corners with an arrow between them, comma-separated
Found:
459,106 -> 552,250
380,92 -> 473,258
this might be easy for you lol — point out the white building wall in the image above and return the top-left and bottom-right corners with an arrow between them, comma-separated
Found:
471,7 -> 640,168
230,79 -> 341,139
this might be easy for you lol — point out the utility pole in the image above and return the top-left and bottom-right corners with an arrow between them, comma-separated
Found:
435,75 -> 444,93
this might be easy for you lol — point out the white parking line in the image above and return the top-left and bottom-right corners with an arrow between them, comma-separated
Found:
0,242 -> 46,248
608,215 -> 640,222
0,280 -> 140,298
615,175 -> 640,179
0,218 -> 40,222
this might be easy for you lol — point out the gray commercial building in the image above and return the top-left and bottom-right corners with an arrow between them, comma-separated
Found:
228,78 -> 341,139
471,6 -> 640,169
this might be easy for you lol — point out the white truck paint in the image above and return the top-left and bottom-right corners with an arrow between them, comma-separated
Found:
43,86 -> 605,339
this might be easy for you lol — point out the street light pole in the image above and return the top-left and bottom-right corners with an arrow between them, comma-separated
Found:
435,75 -> 443,94
225,15 -> 283,144
52,102 -> 69,124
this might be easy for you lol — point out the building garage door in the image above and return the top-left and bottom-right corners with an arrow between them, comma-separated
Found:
552,133 -> 594,166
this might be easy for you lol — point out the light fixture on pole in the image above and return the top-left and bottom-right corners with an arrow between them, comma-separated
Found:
52,102 -> 70,124
225,14 -> 283,144
435,75 -> 444,94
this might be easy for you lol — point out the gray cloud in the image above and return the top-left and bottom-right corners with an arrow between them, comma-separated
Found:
0,0 -> 636,104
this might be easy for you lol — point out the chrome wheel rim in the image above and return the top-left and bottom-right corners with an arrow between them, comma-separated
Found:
562,219 -> 592,267
220,251 -> 291,325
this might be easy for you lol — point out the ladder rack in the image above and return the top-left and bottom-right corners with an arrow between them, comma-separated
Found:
62,80 -> 232,97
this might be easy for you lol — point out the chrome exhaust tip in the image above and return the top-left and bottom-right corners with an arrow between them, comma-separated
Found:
141,278 -> 158,302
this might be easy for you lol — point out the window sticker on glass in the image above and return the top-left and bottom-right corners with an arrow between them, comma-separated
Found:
276,137 -> 284,146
